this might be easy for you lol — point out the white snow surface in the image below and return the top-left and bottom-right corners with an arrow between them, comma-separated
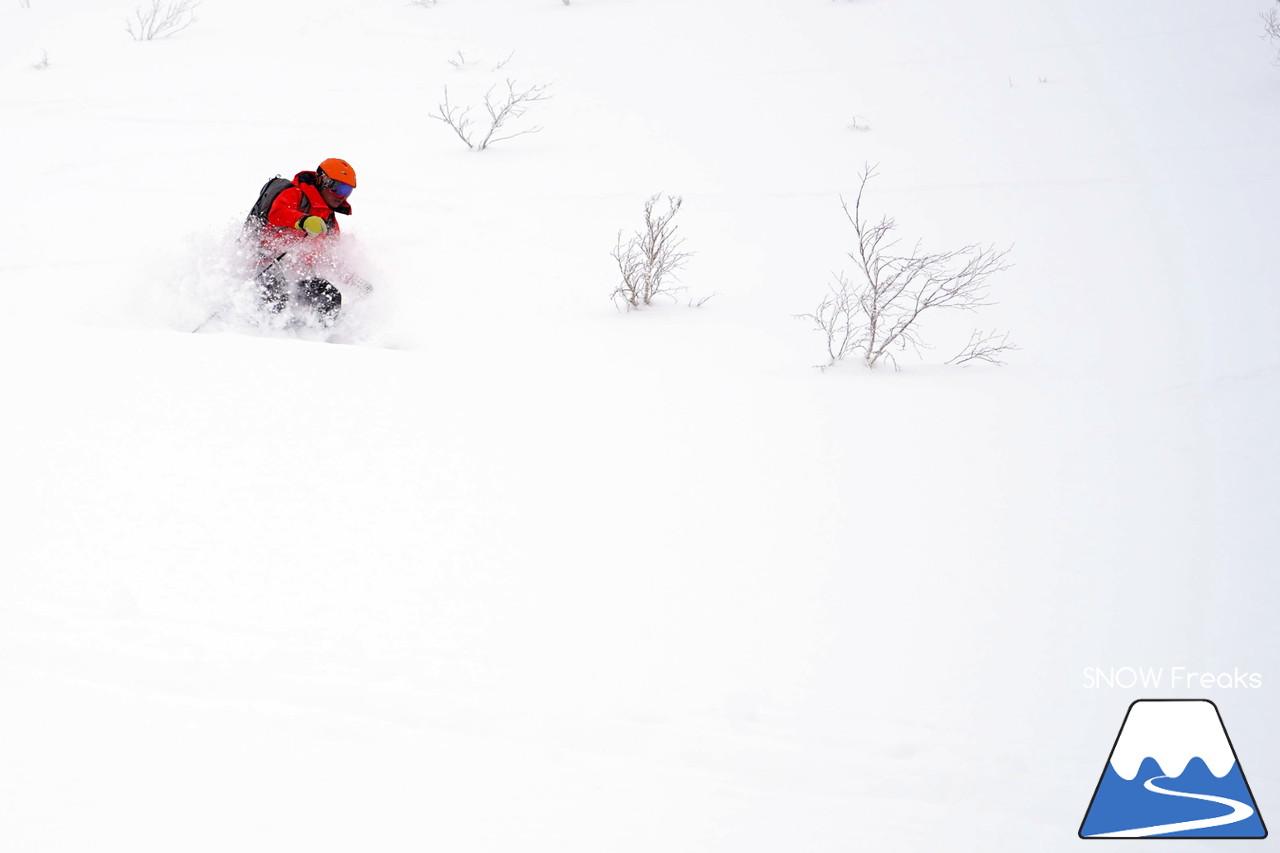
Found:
1110,700 -> 1238,781
3,0 -> 1279,850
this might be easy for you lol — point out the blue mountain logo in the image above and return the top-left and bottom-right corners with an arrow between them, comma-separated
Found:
1080,699 -> 1266,839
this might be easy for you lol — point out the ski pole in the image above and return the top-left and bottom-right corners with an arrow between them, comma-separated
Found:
259,250 -> 289,275
192,251 -> 289,333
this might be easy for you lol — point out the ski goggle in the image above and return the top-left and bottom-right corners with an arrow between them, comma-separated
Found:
326,178 -> 354,198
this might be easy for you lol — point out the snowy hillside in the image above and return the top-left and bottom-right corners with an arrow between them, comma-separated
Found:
3,1 -> 1278,850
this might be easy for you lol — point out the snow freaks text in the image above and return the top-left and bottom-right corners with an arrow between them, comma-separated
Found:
1083,667 -> 1264,690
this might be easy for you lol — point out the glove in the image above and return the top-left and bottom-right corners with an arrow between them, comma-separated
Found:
296,215 -> 327,236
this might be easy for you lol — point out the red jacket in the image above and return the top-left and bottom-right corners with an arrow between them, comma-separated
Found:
257,171 -> 353,264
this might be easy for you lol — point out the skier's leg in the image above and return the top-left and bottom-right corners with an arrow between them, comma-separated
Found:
296,278 -> 342,325
256,266 -> 288,314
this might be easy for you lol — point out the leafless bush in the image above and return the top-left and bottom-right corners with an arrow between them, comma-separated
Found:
33,49 -> 49,70
126,0 -> 198,41
797,165 -> 1014,370
429,79 -> 551,151
612,195 -> 693,309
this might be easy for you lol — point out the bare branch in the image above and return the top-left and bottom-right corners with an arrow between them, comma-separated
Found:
428,86 -> 477,149
1266,4 -> 1280,62
478,80 -> 551,149
947,330 -> 1018,367
799,165 -> 1014,370
126,0 -> 198,41
431,79 -> 551,151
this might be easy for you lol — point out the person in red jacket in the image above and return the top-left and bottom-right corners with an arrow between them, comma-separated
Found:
248,158 -> 358,324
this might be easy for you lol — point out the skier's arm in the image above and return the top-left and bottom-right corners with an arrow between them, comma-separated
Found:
265,187 -> 323,232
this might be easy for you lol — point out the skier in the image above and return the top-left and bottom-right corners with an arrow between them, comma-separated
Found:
245,158 -> 360,325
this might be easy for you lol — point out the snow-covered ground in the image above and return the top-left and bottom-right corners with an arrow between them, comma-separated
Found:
3,1 -> 1278,849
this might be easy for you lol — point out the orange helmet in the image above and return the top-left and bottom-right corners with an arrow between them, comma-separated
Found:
317,157 -> 356,188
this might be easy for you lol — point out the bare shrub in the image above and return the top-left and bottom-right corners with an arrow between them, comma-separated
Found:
612,195 -> 693,309
797,165 -> 1014,370
429,79 -> 551,151
126,0 -> 198,41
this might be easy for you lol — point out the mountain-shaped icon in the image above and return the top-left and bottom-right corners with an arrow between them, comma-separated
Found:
1080,699 -> 1266,838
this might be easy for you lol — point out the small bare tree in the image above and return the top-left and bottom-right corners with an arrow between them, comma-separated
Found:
798,165 -> 1014,370
429,79 -> 551,151
126,0 -> 198,41
612,195 -> 693,309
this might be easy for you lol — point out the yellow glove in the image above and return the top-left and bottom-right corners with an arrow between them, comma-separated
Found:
296,215 -> 327,236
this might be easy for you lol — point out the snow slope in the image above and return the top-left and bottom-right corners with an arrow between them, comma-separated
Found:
3,1 -> 1278,850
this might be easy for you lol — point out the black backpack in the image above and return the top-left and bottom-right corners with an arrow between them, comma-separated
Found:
245,176 -> 303,226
